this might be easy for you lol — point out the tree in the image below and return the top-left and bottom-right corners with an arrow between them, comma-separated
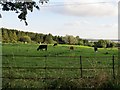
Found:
95,39 -> 107,48
105,40 -> 116,48
109,42 -> 116,48
27,32 -> 36,40
56,36 -> 65,44
2,28 -> 10,43
19,36 -> 31,43
8,30 -> 13,42
0,0 -> 49,25
39,34 -> 44,43
83,39 -> 89,46
77,38 -> 84,45
88,42 -> 94,47
12,31 -> 18,43
53,36 -> 59,42
34,33 -> 44,43
44,33 -> 54,44
105,40 -> 111,48
16,30 -> 22,40
63,35 -> 78,45
34,33 -> 40,43
0,29 -> 2,42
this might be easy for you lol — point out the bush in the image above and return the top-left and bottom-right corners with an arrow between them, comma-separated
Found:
19,36 -> 31,43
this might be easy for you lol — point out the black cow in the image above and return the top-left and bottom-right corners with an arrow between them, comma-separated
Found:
53,43 -> 57,46
94,46 -> 98,52
37,45 -> 47,51
70,46 -> 74,50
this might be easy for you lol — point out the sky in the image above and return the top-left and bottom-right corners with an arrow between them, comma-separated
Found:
0,0 -> 119,39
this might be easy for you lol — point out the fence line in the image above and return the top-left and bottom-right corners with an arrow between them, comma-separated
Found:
2,55 -> 117,80
2,55 -> 118,58
2,66 -> 115,69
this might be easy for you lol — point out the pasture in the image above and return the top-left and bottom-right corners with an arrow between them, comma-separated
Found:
2,43 -> 119,88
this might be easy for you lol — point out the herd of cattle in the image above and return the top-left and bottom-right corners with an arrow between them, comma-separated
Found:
37,43 -> 98,52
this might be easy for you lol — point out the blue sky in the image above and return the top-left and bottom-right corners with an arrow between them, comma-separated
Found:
0,0 -> 118,39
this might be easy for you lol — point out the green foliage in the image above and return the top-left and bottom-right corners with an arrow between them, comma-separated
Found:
19,36 -> 31,43
95,40 -> 116,48
0,29 -> 2,42
1,28 -> 117,48
12,31 -> 18,43
63,35 -> 78,45
44,33 -> 54,44
83,39 -> 89,46
34,33 -> 41,43
96,39 -> 106,48
77,39 -> 84,45
2,28 -> 10,43
0,0 -> 49,25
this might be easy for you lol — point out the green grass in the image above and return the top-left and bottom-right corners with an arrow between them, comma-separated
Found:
2,43 -> 119,88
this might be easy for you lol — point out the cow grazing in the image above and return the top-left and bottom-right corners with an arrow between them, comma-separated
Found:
70,46 -> 74,50
94,46 -> 98,52
105,52 -> 109,54
37,45 -> 47,51
53,43 -> 57,46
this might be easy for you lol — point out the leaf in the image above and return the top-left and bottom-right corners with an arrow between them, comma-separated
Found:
25,21 -> 28,26
0,13 -> 2,18
35,6 -> 40,10
2,4 -> 9,11
15,10 -> 19,13
18,12 -> 26,20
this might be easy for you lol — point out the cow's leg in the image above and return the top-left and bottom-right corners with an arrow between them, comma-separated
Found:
37,48 -> 39,51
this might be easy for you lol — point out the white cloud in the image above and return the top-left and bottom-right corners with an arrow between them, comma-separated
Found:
58,19 -> 118,39
64,20 -> 117,30
64,20 -> 90,27
50,0 -> 118,17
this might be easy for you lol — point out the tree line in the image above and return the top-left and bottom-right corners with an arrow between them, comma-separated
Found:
0,28 -> 117,48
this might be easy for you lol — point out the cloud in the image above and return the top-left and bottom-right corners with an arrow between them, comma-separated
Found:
60,19 -> 118,39
100,23 -> 118,28
64,20 -> 118,30
64,20 -> 92,27
50,0 -> 117,17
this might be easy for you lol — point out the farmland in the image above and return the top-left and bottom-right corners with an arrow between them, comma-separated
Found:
2,43 -> 119,89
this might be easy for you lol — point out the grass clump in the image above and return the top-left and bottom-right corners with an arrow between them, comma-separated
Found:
45,72 -> 120,90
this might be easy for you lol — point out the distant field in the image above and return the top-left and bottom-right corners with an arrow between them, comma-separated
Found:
2,43 -> 118,88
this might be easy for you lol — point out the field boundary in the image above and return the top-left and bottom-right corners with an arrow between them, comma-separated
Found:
2,55 -> 118,80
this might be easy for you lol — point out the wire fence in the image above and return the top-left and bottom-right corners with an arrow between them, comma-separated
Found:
2,55 -> 118,80
2,55 -> 119,88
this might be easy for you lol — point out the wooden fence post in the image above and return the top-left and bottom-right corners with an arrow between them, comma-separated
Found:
44,55 -> 47,82
80,56 -> 83,78
112,55 -> 115,79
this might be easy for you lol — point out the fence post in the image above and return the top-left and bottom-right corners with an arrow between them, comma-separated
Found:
80,56 -> 82,78
44,55 -> 47,82
112,55 -> 115,79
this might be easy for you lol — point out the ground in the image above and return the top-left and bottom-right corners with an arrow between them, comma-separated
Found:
2,43 -> 119,88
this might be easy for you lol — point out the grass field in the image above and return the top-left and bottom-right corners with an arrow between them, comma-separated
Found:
2,43 -> 119,88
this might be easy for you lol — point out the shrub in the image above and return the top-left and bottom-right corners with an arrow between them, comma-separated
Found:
19,36 -> 31,43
